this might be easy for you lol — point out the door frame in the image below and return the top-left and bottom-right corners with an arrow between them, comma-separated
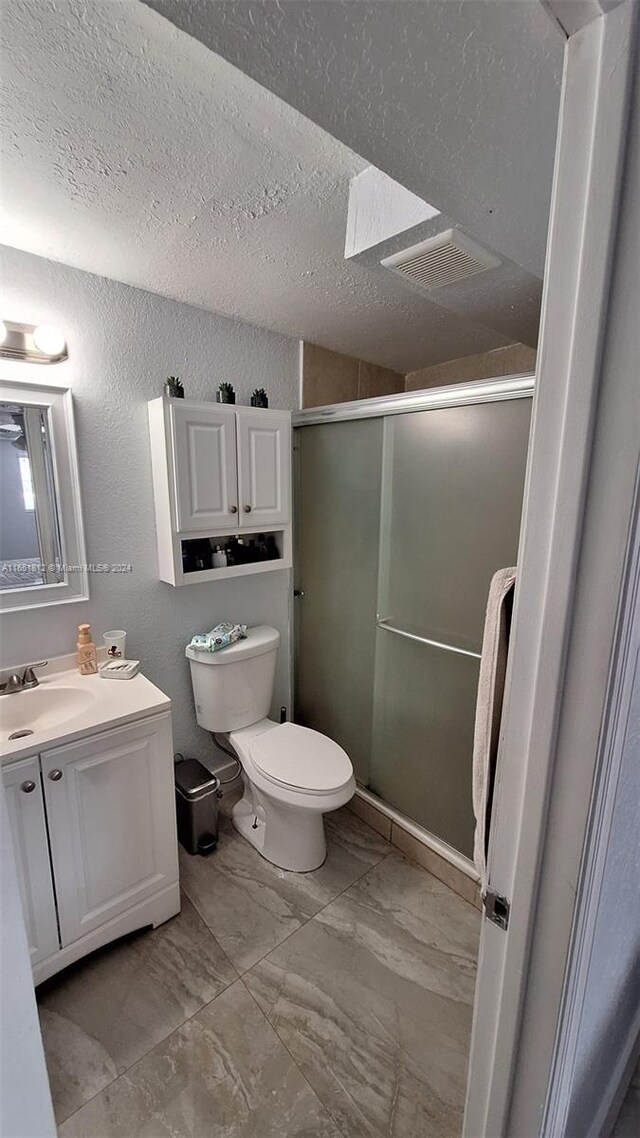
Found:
464,1 -> 639,1133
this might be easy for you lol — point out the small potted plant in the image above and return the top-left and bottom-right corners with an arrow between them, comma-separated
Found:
250,387 -> 269,408
164,376 -> 184,399
216,381 -> 236,405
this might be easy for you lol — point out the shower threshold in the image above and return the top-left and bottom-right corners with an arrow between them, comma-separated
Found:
349,785 -> 481,910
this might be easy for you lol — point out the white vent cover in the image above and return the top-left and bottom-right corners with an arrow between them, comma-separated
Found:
381,228 -> 501,291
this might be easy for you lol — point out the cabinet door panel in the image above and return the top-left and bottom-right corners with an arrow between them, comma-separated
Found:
3,756 -> 59,964
237,410 -> 290,528
42,715 -> 178,947
170,403 -> 238,531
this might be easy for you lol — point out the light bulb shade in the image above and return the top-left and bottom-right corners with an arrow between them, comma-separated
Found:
32,324 -> 66,357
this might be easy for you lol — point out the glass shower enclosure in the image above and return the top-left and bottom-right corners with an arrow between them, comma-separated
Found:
294,380 -> 532,864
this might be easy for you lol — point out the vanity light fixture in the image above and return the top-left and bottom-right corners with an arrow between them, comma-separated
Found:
32,323 -> 67,358
0,319 -> 68,363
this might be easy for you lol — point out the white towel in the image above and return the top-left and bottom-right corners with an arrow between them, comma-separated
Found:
473,567 -> 517,894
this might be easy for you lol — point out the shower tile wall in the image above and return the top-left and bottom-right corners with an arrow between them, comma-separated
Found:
301,342 -> 404,407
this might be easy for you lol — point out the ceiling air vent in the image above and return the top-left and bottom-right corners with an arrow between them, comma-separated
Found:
381,228 -> 501,291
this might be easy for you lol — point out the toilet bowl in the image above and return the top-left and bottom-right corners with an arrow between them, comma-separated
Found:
229,719 -> 354,871
186,626 -> 355,872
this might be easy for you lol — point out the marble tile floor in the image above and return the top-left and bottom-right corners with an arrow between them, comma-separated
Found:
39,800 -> 481,1138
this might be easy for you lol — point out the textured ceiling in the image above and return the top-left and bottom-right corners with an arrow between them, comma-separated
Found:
143,0 -> 564,279
0,0 -> 561,373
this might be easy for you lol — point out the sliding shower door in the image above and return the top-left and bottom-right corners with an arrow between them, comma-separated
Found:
370,399 -> 531,857
294,419 -> 383,783
294,390 -> 532,860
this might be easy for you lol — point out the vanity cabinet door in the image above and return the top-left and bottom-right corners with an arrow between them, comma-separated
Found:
237,410 -> 291,528
169,402 -> 238,532
41,714 -> 178,948
2,757 -> 60,965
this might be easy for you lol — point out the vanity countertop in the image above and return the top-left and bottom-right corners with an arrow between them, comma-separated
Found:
0,665 -> 171,765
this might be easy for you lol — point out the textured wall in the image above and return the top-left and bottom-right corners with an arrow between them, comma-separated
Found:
0,245 -> 300,769
405,344 -> 537,391
302,342 -> 404,407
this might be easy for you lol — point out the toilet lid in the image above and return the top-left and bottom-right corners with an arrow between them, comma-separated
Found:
249,723 -> 353,792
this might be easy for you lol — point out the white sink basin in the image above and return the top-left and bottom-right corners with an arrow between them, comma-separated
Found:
0,660 -> 171,763
0,686 -> 97,741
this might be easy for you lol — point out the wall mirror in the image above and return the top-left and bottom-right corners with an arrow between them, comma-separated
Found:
0,380 -> 88,612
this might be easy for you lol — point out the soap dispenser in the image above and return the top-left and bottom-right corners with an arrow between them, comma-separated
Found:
77,623 -> 98,675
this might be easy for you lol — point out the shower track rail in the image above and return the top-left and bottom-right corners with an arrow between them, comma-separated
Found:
292,372 -> 534,427
376,618 -> 482,660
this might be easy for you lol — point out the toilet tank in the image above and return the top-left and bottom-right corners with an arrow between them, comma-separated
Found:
186,625 -> 280,733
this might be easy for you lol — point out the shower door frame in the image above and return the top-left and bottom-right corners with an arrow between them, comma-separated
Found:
293,373 -> 534,875
292,373 -> 535,428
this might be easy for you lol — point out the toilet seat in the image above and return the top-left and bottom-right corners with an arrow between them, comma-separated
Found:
248,722 -> 352,794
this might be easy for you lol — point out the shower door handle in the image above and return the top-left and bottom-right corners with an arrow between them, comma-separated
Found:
376,618 -> 481,660
293,589 -> 305,597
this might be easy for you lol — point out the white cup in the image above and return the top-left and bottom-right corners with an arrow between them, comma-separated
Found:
103,630 -> 126,659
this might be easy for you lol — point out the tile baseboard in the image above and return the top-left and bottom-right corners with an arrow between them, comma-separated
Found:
347,790 -> 482,911
346,791 -> 392,840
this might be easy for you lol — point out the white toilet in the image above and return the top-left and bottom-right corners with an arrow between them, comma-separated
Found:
186,625 -> 355,872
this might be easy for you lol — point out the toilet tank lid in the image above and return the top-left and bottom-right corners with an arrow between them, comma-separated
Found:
186,625 -> 280,665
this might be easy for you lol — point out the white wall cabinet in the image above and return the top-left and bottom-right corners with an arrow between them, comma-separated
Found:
170,403 -> 239,532
148,398 -> 291,585
236,409 -> 290,528
2,713 -> 179,984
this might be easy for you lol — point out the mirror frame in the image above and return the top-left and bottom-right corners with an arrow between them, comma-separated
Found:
0,379 -> 88,613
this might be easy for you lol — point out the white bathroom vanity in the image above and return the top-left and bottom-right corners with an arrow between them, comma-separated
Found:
0,657 -> 179,984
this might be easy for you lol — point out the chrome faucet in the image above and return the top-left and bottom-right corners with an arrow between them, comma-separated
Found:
0,662 -> 48,695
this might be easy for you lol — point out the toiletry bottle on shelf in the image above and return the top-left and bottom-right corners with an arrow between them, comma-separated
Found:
265,534 -> 279,560
212,545 -> 227,569
226,537 -> 238,566
77,623 -> 98,675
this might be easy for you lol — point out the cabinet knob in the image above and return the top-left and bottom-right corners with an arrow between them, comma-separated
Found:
243,504 -> 252,513
21,780 -> 36,793
48,769 -> 63,782
229,505 -> 238,514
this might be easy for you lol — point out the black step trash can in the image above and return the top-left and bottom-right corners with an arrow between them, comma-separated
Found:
175,759 -> 220,855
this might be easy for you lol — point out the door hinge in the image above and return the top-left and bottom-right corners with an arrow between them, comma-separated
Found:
484,889 -> 511,931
